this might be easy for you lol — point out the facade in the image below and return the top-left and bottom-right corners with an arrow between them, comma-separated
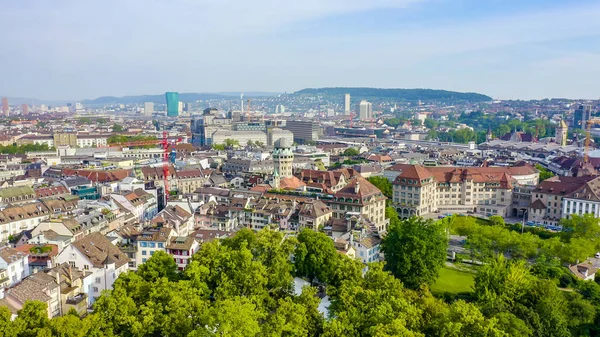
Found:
573,104 -> 592,129
136,227 -> 174,267
1,97 -> 7,116
53,133 -> 77,147
144,102 -> 154,116
273,138 -> 294,178
284,121 -> 319,144
166,236 -> 199,270
211,130 -> 267,146
298,200 -> 332,230
166,92 -> 179,117
392,165 -> 532,218
55,232 -> 129,304
329,176 -> 388,233
344,93 -> 350,115
267,128 -> 294,147
529,176 -> 598,225
358,100 -> 373,121
556,120 -> 568,146
0,246 -> 30,286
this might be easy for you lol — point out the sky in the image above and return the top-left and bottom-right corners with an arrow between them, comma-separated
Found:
2,0 -> 600,101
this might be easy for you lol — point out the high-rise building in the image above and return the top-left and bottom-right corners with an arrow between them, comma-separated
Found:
2,97 -> 8,116
556,120 -> 568,146
359,100 -> 372,121
344,93 -> 351,115
21,104 -> 28,115
284,121 -> 320,144
165,92 -> 179,117
144,102 -> 154,116
573,104 -> 592,129
178,101 -> 184,114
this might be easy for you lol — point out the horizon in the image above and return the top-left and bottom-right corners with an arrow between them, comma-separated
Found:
2,0 -> 600,101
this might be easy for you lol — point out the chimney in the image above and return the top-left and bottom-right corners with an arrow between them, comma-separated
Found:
354,181 -> 360,194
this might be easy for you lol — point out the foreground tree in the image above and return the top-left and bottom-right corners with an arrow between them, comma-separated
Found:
382,217 -> 448,289
294,229 -> 339,285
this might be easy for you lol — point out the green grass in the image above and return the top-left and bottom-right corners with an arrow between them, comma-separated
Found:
430,267 -> 475,295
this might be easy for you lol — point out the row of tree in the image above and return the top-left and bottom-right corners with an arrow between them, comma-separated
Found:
2,212 -> 599,336
0,143 -> 53,154
448,214 -> 600,265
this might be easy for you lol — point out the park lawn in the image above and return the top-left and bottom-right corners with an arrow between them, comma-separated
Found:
430,267 -> 475,295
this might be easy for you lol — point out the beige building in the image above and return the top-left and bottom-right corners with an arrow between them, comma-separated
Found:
298,200 -> 333,230
392,165 -> 537,218
53,133 -> 77,147
529,175 -> 600,225
329,176 -> 388,233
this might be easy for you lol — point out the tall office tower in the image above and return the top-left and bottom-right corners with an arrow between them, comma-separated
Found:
2,97 -> 8,116
344,93 -> 351,115
284,120 -> 319,144
144,102 -> 154,116
573,104 -> 592,129
21,104 -> 28,115
178,101 -> 184,114
165,92 -> 179,117
359,100 -> 372,121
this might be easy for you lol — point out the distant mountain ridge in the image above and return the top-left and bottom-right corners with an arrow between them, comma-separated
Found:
82,92 -> 281,105
293,87 -> 492,102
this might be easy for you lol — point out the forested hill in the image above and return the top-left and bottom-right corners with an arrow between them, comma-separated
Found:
294,87 -> 492,103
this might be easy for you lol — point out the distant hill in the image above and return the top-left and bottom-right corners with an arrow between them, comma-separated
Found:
293,87 -> 492,103
81,92 -> 280,105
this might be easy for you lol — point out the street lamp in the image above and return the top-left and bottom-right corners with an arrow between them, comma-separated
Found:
521,210 -> 528,234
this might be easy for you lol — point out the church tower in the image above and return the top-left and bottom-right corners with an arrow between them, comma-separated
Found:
273,138 -> 294,178
556,120 -> 568,146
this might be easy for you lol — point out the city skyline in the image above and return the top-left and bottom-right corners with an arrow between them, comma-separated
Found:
2,0 -> 600,100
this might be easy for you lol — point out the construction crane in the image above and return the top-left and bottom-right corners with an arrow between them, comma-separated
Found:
348,112 -> 356,128
100,133 -> 182,204
584,118 -> 600,163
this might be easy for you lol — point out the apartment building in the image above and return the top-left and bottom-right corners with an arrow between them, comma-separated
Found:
329,176 -> 388,233
297,200 -> 333,231
135,227 -> 174,267
0,246 -> 30,286
392,165 -> 532,218
55,232 -> 129,304
166,236 -> 199,270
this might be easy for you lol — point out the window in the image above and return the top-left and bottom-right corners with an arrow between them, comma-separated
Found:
84,265 -> 89,270
158,243 -> 164,248
142,258 -> 147,263
142,250 -> 147,256
149,242 -> 156,248
69,261 -> 75,267
150,251 -> 155,255
93,287 -> 99,292
140,242 -> 148,247
95,277 -> 101,283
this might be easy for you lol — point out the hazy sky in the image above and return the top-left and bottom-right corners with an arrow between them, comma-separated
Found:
2,0 -> 600,100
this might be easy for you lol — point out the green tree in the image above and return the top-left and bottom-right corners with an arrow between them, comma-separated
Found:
384,118 -> 401,128
342,147 -> 360,157
212,143 -> 226,151
424,118 -> 438,129
489,215 -> 505,227
13,301 -> 51,337
224,138 -> 240,148
294,229 -> 339,285
367,176 -> 392,198
382,217 -> 448,289
112,123 -> 124,132
136,250 -> 180,282
535,164 -> 554,181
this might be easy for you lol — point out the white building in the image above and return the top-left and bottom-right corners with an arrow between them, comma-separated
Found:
344,94 -> 351,115
0,246 -> 30,286
55,232 -> 129,304
135,227 -> 174,268
144,102 -> 154,116
166,236 -> 199,270
211,130 -> 267,146
358,100 -> 373,121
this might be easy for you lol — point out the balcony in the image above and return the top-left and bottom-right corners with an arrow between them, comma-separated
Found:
64,293 -> 88,315
66,293 -> 87,305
